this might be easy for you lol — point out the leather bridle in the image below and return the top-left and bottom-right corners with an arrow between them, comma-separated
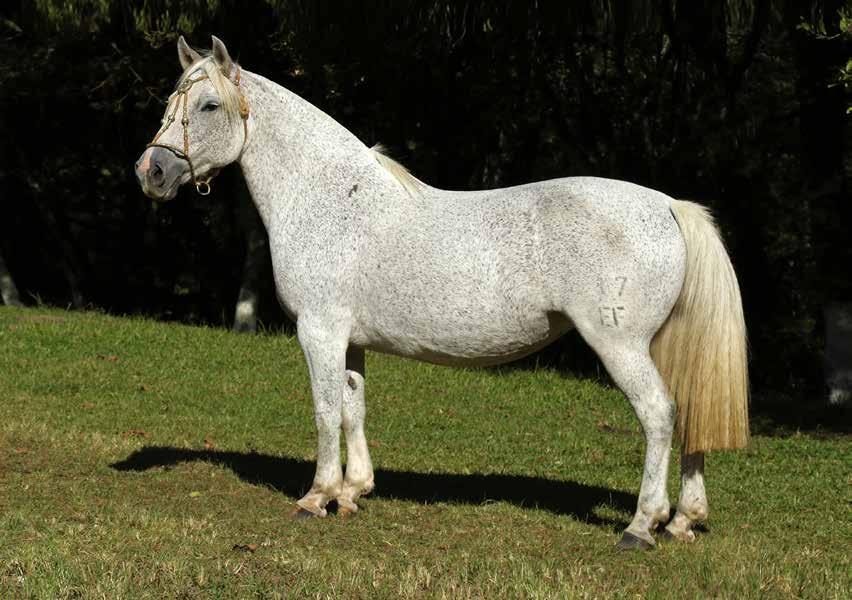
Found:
147,66 -> 250,195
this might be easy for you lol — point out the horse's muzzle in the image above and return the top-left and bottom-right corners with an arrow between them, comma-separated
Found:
135,147 -> 183,202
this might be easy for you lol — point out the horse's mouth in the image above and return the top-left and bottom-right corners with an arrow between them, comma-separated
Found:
142,180 -> 179,203
154,187 -> 180,203
142,170 -> 189,203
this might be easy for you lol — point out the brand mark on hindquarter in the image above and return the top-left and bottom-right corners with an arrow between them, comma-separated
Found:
600,306 -> 626,328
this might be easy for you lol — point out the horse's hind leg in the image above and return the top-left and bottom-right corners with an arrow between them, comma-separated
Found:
577,328 -> 675,548
337,347 -> 375,515
663,452 -> 708,541
605,347 -> 674,548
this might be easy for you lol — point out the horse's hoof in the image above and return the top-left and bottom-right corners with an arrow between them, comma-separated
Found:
658,528 -> 674,541
616,531 -> 655,550
337,505 -> 357,518
290,507 -> 321,520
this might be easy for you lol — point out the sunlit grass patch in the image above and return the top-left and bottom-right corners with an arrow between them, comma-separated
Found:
0,306 -> 848,598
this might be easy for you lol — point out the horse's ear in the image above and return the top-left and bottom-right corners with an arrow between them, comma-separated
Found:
177,36 -> 202,71
211,36 -> 234,75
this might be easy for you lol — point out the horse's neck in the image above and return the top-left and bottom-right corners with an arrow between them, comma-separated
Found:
236,71 -> 399,228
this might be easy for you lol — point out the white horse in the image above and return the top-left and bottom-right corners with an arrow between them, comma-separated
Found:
135,37 -> 749,549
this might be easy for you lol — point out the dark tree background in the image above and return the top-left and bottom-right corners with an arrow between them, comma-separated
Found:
0,1 -> 849,423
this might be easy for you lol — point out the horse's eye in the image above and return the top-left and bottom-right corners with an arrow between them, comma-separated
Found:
201,102 -> 219,112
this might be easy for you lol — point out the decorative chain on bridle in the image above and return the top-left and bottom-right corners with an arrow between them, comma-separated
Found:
147,67 -> 250,196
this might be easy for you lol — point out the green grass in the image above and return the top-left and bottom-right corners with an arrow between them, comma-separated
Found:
0,306 -> 848,599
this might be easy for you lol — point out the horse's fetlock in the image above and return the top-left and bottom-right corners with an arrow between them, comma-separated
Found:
683,504 -> 708,522
341,474 -> 374,499
296,496 -> 329,517
639,499 -> 670,523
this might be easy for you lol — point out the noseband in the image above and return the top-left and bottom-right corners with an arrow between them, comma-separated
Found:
147,67 -> 250,196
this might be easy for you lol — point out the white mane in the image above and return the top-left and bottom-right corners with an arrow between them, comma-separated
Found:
368,144 -> 424,198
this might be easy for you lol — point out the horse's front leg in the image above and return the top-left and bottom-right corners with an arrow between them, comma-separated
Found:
293,317 -> 348,517
337,346 -> 375,516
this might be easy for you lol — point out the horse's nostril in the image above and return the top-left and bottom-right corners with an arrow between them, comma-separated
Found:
150,160 -> 164,187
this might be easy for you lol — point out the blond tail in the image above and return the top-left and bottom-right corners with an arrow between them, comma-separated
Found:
650,200 -> 749,453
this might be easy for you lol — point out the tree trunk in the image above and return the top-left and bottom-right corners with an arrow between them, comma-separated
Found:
232,194 -> 268,334
824,303 -> 852,405
0,249 -> 23,306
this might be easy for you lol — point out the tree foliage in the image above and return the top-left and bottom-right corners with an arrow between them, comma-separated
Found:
0,1 -> 848,399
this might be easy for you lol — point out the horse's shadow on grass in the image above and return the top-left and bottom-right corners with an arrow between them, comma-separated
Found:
111,447 -> 634,530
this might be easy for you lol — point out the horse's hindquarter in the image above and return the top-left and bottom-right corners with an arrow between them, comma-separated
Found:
349,177 -> 683,366
536,177 -> 686,341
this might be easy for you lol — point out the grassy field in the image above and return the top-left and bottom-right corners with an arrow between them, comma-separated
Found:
0,306 -> 848,598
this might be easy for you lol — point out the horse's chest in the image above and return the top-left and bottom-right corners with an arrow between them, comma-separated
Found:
267,217 -> 356,317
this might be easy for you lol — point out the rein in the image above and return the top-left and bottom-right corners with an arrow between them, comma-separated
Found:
147,66 -> 250,196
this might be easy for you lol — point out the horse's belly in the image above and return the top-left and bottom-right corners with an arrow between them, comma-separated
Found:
352,308 -> 572,367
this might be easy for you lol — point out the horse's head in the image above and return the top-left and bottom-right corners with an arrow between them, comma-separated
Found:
135,36 -> 249,202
